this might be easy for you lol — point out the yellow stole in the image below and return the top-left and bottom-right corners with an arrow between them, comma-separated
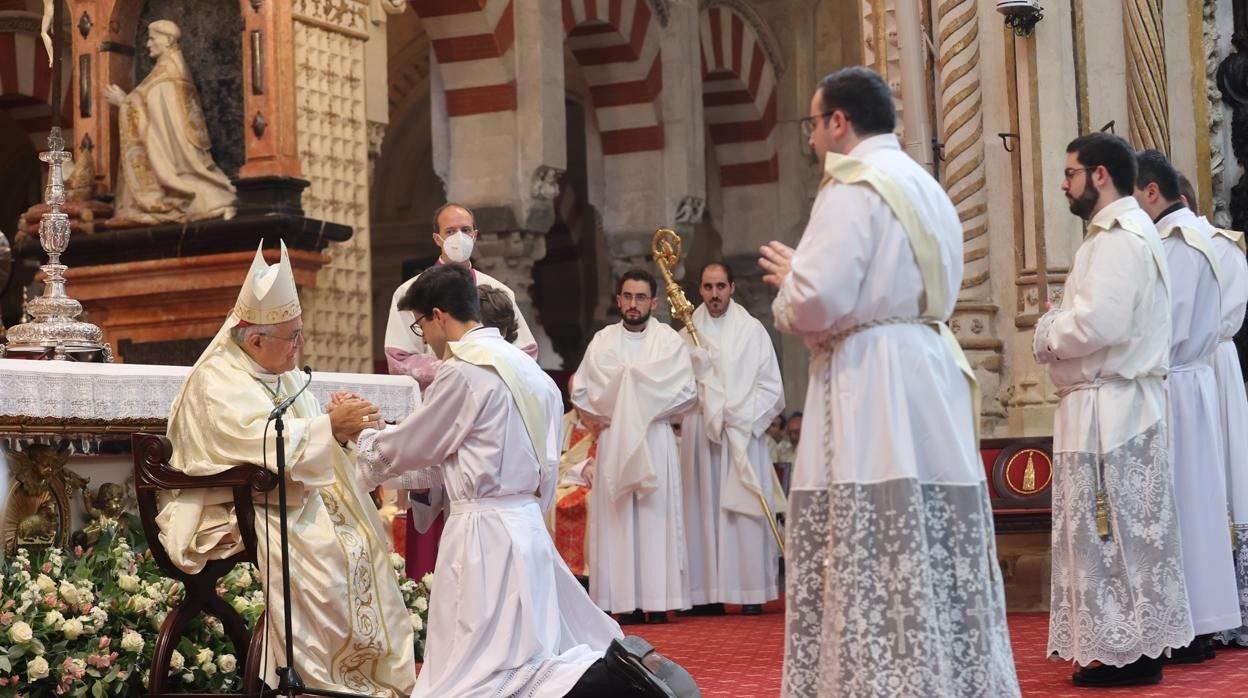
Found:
1159,222 -> 1222,286
821,152 -> 981,438
447,339 -> 550,487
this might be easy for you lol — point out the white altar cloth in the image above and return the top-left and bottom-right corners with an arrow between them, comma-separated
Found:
0,358 -> 421,424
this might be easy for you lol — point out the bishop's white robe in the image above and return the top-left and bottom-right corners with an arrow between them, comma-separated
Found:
1156,208 -> 1240,636
678,301 -> 784,606
158,339 -> 415,696
383,266 -> 537,386
357,326 -> 621,697
1034,195 -> 1194,666
774,134 -> 1018,697
1197,217 -> 1248,644
572,319 -> 697,613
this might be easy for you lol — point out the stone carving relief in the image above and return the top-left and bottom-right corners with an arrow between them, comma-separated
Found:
293,19 -> 373,372
1205,0 -> 1229,226
530,166 -> 563,201
674,196 -> 706,224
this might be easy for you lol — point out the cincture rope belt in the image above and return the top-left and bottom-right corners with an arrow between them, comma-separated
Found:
450,493 -> 537,516
812,316 -> 930,355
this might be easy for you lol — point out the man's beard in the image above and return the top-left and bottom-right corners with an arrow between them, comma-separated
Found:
1067,186 -> 1098,220
623,309 -> 651,328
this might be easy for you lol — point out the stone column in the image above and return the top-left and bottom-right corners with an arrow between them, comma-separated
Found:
933,0 -> 1004,422
1124,0 -> 1170,154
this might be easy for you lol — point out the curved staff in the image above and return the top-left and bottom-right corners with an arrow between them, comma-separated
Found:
651,228 -> 784,555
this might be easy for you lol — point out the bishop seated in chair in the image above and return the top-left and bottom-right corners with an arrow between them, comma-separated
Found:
156,241 -> 415,695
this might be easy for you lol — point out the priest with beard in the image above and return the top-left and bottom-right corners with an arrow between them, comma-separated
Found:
677,262 -> 784,616
572,269 -> 697,624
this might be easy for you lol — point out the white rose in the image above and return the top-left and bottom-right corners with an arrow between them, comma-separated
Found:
43,609 -> 65,629
217,654 -> 237,673
27,655 -> 50,680
230,596 -> 249,613
170,650 -> 185,671
202,662 -> 217,676
58,581 -> 80,605
389,552 -> 405,570
61,618 -> 84,640
35,574 -> 55,594
414,597 -> 427,613
409,613 -> 423,632
196,648 -> 214,667
118,575 -> 140,592
8,621 -> 33,643
235,569 -> 252,588
421,573 -> 434,588
121,629 -> 144,653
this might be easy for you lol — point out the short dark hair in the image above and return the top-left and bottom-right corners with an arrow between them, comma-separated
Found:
699,262 -> 734,285
399,264 -> 481,323
1134,149 -> 1182,203
478,285 -> 518,343
1066,133 -> 1136,197
615,268 -> 657,296
816,67 -> 896,138
1177,172 -> 1199,215
432,203 -> 476,231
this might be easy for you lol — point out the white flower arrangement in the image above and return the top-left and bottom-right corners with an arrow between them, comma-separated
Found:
0,521 -> 433,696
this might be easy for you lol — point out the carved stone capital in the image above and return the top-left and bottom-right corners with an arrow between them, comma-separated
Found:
674,196 -> 706,225
530,166 -> 564,202
473,230 -> 547,308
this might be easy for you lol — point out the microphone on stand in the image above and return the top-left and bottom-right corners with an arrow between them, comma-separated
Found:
269,365 -> 313,421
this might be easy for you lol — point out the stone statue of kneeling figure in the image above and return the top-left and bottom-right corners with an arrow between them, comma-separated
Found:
104,19 -> 236,225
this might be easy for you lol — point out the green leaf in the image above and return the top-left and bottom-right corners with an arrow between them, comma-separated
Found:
0,655 -> 9,672
91,682 -> 105,698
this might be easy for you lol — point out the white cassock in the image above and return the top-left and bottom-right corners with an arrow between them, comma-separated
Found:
357,326 -> 621,697
1156,207 -> 1240,636
775,133 -> 1018,697
678,301 -> 784,605
383,266 -> 537,386
1196,217 -> 1248,644
1034,195 -> 1194,666
160,339 -> 415,696
572,318 -> 697,613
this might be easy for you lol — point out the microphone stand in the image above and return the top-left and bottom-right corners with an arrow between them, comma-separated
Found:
266,367 -> 373,698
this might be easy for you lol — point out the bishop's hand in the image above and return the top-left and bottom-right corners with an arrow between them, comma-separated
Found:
329,398 -> 381,444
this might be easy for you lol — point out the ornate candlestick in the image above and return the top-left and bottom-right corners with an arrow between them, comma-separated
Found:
2,128 -> 112,362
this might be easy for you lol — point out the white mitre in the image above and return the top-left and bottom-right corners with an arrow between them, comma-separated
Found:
234,241 -> 301,326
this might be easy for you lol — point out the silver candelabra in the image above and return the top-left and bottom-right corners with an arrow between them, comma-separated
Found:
1,128 -> 112,361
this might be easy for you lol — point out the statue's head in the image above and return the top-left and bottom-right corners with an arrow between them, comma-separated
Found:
147,20 -> 180,58
97,483 -> 126,514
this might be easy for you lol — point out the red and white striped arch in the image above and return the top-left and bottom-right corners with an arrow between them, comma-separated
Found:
563,0 -> 663,155
700,5 -> 777,186
0,28 -> 73,150
411,0 -> 517,117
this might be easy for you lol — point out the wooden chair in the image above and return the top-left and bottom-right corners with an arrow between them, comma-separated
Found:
133,434 -> 277,697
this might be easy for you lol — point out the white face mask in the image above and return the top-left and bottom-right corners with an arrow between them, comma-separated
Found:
441,232 -> 474,263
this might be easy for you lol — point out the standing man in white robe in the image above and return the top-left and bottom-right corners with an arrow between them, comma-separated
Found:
1133,150 -> 1239,662
572,269 -> 698,624
678,262 -> 784,616
758,67 -> 1019,697
356,263 -> 682,697
1034,133 -> 1193,687
383,203 -> 537,387
382,202 -> 538,583
1178,174 -> 1248,646
160,242 -> 415,695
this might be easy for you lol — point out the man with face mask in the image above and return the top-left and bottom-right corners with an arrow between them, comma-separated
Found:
677,262 -> 784,617
382,203 -> 539,582
384,203 -> 538,389
1034,133 -> 1193,686
571,269 -> 698,624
